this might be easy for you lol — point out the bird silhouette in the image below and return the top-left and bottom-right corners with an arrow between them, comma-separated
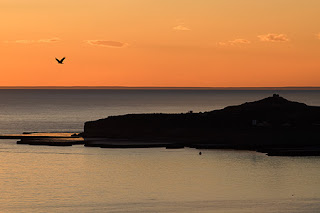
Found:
55,57 -> 65,64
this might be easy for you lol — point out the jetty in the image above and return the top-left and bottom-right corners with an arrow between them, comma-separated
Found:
0,133 -> 84,146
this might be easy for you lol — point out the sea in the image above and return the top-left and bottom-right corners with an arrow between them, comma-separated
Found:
0,89 -> 320,212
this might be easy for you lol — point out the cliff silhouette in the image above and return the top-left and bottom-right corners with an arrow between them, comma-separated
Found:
82,94 -> 320,155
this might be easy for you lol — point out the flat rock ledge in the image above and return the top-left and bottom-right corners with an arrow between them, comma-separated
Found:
0,133 -> 85,146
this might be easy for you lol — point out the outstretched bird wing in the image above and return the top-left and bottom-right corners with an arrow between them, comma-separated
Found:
60,57 -> 66,62
55,58 -> 60,63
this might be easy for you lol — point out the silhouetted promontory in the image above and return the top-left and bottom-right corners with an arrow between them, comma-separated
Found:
82,94 -> 320,156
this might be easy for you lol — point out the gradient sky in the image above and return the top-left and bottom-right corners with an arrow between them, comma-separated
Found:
1,0 -> 320,87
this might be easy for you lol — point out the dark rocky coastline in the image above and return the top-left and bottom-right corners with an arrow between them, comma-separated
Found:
82,94 -> 320,156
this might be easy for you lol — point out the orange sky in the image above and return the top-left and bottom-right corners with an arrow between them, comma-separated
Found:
1,0 -> 320,87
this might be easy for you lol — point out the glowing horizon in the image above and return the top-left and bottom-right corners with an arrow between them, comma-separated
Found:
1,0 -> 320,87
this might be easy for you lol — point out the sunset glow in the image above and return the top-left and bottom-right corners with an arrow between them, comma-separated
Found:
1,0 -> 320,87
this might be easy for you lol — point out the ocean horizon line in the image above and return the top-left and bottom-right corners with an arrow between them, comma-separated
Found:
0,86 -> 320,90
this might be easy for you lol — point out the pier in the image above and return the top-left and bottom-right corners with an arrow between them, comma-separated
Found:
0,133 -> 84,146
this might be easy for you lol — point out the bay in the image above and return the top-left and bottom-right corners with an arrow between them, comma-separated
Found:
0,89 -> 319,212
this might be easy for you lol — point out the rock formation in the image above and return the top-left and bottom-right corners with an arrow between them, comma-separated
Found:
82,94 -> 320,155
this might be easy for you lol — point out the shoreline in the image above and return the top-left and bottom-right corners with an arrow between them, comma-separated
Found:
1,132 -> 318,156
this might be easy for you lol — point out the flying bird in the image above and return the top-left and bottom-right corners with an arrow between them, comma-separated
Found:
55,57 -> 65,64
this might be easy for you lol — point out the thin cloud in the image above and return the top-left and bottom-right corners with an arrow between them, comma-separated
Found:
5,37 -> 60,44
15,40 -> 36,44
258,34 -> 289,42
217,42 -> 228,46
317,33 -> 320,40
38,38 -> 60,43
229,39 -> 251,44
173,25 -> 191,31
86,40 -> 128,48
218,38 -> 251,46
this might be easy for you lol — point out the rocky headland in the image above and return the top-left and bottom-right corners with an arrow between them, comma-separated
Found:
81,94 -> 320,156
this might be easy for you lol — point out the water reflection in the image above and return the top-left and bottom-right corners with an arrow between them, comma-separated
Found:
0,142 -> 319,212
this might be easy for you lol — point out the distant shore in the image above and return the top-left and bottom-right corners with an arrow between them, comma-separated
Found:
1,86 -> 320,90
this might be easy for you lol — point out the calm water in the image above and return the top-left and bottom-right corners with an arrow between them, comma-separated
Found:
0,89 -> 320,212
